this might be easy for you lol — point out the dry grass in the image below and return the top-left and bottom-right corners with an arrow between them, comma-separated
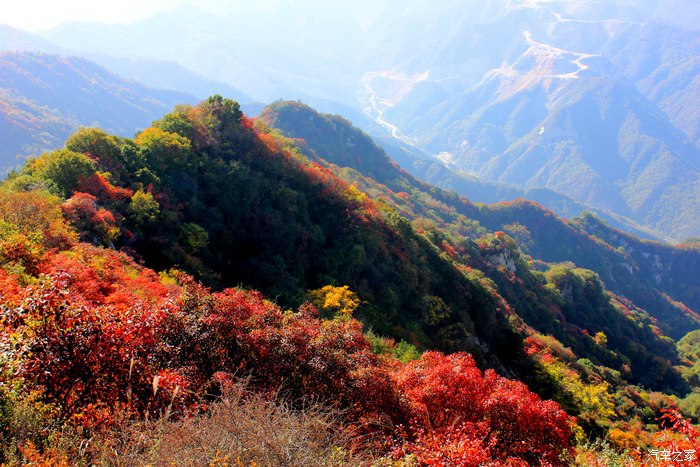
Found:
82,382 -> 366,466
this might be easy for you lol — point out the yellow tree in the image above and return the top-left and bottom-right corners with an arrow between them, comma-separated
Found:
308,285 -> 361,319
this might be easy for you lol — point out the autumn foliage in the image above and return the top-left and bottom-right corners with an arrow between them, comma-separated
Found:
0,186 -> 575,465
0,96 -> 589,464
392,352 -> 573,465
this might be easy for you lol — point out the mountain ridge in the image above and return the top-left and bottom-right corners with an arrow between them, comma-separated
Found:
25,1 -> 700,239
261,100 -> 700,340
0,51 -> 198,169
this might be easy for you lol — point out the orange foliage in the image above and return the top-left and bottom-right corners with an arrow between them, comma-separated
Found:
0,190 -> 76,249
76,172 -> 133,201
648,408 -> 700,466
62,192 -> 121,244
17,441 -> 71,467
392,422 -> 494,466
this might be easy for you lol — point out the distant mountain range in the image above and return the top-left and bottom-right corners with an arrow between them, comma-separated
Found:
365,1 -> 700,241
0,45 -> 661,245
0,24 -> 255,105
1,0 -> 699,240
0,51 -> 196,170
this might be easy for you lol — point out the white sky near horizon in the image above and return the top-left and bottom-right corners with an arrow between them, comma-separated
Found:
0,0 -> 246,31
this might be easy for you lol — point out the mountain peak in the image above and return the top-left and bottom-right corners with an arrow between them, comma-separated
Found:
261,100 -> 400,184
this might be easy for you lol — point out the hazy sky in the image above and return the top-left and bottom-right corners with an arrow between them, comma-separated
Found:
1,0 -> 245,31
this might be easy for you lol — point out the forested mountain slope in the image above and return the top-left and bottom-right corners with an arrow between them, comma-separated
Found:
0,158 -> 575,466
2,95 -> 699,465
378,136 -> 667,242
261,101 -> 700,342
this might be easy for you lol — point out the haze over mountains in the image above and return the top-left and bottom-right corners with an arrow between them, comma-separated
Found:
1,0 -> 699,240
0,51 -> 196,171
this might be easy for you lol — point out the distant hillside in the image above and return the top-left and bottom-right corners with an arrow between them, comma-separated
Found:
261,101 -> 700,342
75,54 -> 257,110
0,24 -> 64,53
377,135 -> 668,242
392,74 -> 700,242
39,3 -> 363,108
0,51 -> 196,169
361,4 -> 700,241
0,24 -> 255,115
606,21 -> 700,147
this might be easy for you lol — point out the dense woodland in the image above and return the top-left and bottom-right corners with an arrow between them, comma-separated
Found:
1,96 -> 700,465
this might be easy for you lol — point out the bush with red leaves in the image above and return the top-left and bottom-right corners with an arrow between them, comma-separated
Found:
392,352 -> 574,465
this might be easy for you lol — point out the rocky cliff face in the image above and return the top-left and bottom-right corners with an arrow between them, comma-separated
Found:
486,246 -> 518,273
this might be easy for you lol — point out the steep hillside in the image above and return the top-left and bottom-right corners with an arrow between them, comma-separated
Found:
0,184 -> 575,466
361,1 -> 700,241
261,101 -> 700,342
286,104 -> 670,242
12,96 -> 526,367
4,95 -> 700,463
606,20 -> 700,146
0,51 -> 196,169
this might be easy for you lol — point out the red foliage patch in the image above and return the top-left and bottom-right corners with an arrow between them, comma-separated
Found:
4,240 -> 574,464
393,352 -> 574,465
76,173 -> 133,202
